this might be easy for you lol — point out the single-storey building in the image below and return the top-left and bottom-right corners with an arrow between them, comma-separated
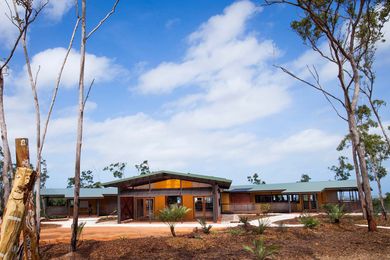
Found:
222,180 -> 360,214
41,188 -> 117,217
41,171 -> 361,222
102,170 -> 232,223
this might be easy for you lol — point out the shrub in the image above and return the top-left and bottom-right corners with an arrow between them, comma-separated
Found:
260,204 -> 271,216
239,215 -> 250,228
244,238 -> 278,260
158,204 -> 190,237
228,228 -> 245,236
252,218 -> 269,235
299,212 -> 319,229
197,218 -> 212,234
323,204 -> 345,223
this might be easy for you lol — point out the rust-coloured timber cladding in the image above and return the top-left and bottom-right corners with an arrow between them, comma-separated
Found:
0,167 -> 36,260
230,193 -> 251,204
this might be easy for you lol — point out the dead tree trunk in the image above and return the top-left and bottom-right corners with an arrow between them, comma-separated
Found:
70,0 -> 86,252
0,138 -> 36,260
0,71 -> 12,205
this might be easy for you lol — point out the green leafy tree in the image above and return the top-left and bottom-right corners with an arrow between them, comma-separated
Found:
329,156 -> 354,181
247,173 -> 265,185
135,160 -> 150,175
158,204 -> 190,237
338,105 -> 389,219
265,0 -> 390,231
299,174 -> 311,182
103,162 -> 126,179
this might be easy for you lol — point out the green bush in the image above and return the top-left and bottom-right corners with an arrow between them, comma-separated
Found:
197,218 -> 212,234
323,204 -> 345,223
252,218 -> 269,235
158,204 -> 190,237
244,238 -> 278,260
299,212 -> 319,228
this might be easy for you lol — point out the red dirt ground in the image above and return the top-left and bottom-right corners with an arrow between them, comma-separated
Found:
40,217 -> 390,260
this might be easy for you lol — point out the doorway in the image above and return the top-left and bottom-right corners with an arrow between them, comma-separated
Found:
194,196 -> 213,219
302,194 -> 317,211
135,198 -> 154,220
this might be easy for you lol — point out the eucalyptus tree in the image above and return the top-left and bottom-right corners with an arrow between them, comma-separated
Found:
338,105 -> 389,219
299,174 -> 311,182
247,173 -> 266,184
266,0 -> 390,231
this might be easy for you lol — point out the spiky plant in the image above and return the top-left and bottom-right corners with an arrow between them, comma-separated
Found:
299,212 -> 320,229
197,218 -> 212,234
323,204 -> 345,223
244,238 -> 278,260
253,218 -> 269,235
158,204 -> 190,237
76,221 -> 86,246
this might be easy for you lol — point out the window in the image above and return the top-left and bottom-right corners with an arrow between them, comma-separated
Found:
205,197 -> 213,211
255,195 -> 291,203
167,196 -> 182,206
255,195 -> 272,203
47,198 -> 66,206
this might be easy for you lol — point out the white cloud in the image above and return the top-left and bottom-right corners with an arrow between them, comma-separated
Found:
42,0 -> 74,21
136,0 -> 289,129
16,47 -> 126,90
0,1 -> 19,48
0,0 -> 73,49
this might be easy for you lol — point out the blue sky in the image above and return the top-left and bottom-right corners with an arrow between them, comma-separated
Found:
1,0 -> 389,194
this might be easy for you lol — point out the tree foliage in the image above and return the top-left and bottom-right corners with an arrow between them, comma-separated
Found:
103,162 -> 126,179
247,173 -> 266,185
299,174 -> 311,182
40,159 -> 49,189
67,170 -> 101,188
329,156 -> 354,181
135,160 -> 150,175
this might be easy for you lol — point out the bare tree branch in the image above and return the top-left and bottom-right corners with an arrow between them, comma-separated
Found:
83,78 -> 95,109
274,64 -> 347,110
86,0 -> 120,39
39,17 -> 81,157
307,65 -> 348,121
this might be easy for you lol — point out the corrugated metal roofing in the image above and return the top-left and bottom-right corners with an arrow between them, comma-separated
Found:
102,170 -> 232,187
41,188 -> 117,198
228,180 -> 357,194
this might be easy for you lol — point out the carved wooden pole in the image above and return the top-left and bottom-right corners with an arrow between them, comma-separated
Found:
0,138 -> 36,260
15,138 -> 39,260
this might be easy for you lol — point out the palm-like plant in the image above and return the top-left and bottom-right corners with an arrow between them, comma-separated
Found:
158,204 -> 190,237
244,238 -> 278,260
197,218 -> 212,234
323,204 -> 345,223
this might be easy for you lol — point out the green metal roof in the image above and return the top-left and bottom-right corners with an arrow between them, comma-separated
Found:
102,170 -> 232,188
228,180 -> 357,194
40,188 -> 117,198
